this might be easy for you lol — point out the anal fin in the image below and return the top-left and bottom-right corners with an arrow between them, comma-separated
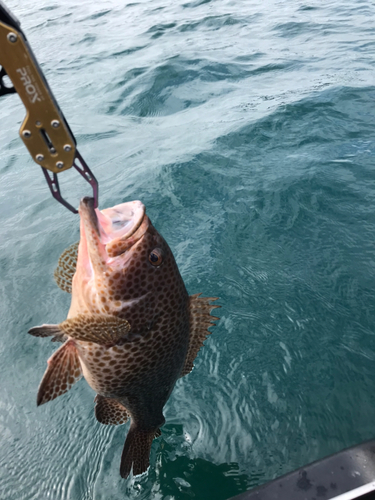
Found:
54,241 -> 79,294
181,293 -> 220,377
94,395 -> 129,425
37,340 -> 82,406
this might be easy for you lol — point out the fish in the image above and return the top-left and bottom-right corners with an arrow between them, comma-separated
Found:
29,197 -> 219,478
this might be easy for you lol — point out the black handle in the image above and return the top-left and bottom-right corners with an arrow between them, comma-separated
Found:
0,1 -> 21,31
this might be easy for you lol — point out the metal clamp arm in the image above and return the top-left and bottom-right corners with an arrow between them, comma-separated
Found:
0,1 -> 99,212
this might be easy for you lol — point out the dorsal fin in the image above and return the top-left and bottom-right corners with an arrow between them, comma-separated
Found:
54,241 -> 79,293
180,294 -> 220,377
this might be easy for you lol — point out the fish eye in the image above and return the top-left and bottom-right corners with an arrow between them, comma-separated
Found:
149,248 -> 163,266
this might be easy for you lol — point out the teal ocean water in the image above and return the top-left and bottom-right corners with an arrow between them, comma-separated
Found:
1,0 -> 375,498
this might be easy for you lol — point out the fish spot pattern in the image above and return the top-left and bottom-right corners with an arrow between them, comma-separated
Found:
54,241 -> 79,293
60,314 -> 131,345
94,394 -> 129,425
38,206 -> 219,479
37,341 -> 82,406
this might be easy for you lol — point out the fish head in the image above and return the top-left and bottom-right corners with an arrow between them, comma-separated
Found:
69,197 -> 187,327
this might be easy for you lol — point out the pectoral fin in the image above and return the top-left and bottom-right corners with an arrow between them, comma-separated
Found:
37,340 -> 82,406
181,294 -> 220,377
60,314 -> 131,345
28,324 -> 66,343
29,314 -> 131,346
54,241 -> 79,293
94,395 -> 129,425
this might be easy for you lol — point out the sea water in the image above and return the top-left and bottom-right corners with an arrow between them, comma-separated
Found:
1,0 -> 375,498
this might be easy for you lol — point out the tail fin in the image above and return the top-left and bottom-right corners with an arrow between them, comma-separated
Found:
120,425 -> 156,478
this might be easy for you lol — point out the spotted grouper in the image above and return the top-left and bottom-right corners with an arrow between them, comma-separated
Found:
29,197 -> 219,478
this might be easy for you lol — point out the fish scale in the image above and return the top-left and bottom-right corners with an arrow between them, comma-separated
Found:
28,197 -> 219,478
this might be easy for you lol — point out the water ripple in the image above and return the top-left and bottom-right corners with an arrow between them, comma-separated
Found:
2,0 -> 375,498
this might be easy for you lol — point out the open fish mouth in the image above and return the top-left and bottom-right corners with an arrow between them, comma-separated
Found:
80,197 -> 145,241
79,197 -> 148,268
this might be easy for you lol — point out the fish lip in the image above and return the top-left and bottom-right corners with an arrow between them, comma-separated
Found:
79,197 -> 146,242
102,201 -> 146,242
80,197 -> 100,235
78,198 -> 147,270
